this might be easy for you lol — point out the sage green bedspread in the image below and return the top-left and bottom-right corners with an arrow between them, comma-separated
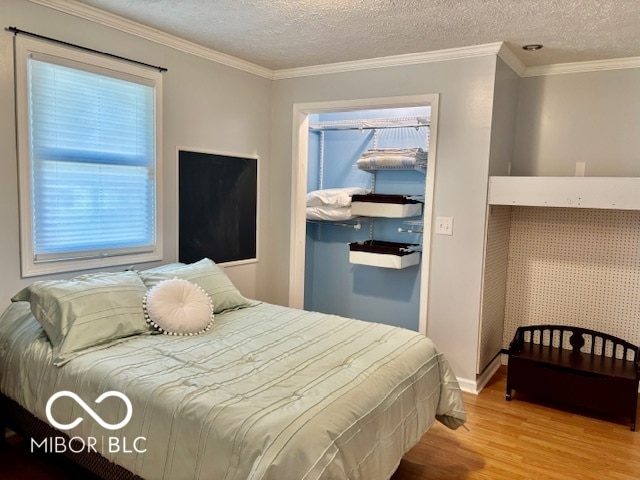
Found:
0,301 -> 466,480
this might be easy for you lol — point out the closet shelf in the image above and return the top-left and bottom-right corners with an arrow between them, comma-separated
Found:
310,116 -> 430,132
351,194 -> 423,218
488,176 -> 640,210
349,240 -> 421,269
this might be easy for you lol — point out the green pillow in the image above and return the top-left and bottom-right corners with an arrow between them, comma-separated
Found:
138,258 -> 256,314
12,271 -> 152,366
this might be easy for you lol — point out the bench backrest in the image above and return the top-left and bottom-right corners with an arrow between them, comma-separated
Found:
511,325 -> 639,363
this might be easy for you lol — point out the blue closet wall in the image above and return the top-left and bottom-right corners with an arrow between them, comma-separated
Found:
304,107 -> 430,331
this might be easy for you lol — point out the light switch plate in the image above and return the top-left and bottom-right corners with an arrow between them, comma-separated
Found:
435,216 -> 453,235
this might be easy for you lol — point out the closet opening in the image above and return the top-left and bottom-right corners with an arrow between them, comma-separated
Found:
290,95 -> 439,334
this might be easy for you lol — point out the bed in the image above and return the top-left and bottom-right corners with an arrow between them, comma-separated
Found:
0,258 -> 466,480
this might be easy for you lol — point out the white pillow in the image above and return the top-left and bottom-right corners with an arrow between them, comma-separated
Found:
143,278 -> 214,336
306,187 -> 369,208
306,206 -> 356,221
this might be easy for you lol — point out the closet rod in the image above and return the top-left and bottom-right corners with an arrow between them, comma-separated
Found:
310,116 -> 430,132
6,26 -> 168,72
307,220 -> 364,230
398,227 -> 424,234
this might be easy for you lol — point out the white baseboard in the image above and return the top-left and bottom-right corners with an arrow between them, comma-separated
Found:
457,354 -> 503,395
457,377 -> 479,394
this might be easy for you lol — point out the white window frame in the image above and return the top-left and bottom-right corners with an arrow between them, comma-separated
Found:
15,36 -> 163,277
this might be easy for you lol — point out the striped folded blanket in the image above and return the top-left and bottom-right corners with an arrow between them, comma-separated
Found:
357,148 -> 427,169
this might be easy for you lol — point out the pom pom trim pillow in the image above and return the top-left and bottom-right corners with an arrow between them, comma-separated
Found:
138,258 -> 258,314
143,278 -> 214,336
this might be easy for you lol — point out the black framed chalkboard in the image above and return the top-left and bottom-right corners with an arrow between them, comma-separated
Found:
178,150 -> 257,264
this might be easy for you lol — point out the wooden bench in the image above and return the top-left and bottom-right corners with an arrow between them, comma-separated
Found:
506,325 -> 640,431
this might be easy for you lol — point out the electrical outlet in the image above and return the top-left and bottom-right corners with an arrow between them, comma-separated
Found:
435,216 -> 453,236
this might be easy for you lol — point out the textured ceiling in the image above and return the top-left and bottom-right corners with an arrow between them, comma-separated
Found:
74,0 -> 640,71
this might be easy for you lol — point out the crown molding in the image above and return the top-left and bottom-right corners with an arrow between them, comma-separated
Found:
497,44 -> 526,77
523,56 -> 640,77
272,43 -> 504,80
25,0 -> 274,79
24,1 -> 640,81
21,1 -> 507,80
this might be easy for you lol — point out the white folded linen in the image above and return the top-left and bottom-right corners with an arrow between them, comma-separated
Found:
359,147 -> 427,159
306,187 -> 369,207
306,206 -> 355,221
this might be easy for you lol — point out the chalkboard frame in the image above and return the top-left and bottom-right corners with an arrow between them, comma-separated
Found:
178,148 -> 258,266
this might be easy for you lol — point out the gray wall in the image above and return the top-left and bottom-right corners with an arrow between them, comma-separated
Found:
513,68 -> 640,177
0,0 -> 272,305
476,58 -> 519,374
489,59 -> 519,177
270,57 -> 499,382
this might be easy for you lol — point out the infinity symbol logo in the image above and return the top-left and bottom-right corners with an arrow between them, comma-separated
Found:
45,391 -> 133,431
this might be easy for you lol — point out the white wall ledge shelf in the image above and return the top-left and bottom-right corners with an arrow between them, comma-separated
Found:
488,176 -> 640,210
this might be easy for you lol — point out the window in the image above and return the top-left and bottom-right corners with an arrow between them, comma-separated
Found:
15,36 -> 163,277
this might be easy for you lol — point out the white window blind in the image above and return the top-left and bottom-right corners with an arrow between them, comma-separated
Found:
15,36 -> 163,276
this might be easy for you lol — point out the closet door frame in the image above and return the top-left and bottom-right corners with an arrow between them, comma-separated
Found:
289,94 -> 440,335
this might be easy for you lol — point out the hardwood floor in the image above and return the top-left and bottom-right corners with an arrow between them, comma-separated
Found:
2,366 -> 639,479
392,367 -> 640,480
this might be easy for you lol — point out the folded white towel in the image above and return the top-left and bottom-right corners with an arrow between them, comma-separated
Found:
306,206 -> 355,221
306,187 -> 369,208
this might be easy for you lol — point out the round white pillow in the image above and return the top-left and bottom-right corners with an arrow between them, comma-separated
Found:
143,278 -> 214,335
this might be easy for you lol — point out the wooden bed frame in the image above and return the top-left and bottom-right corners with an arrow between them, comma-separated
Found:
1,393 -> 140,479
506,325 -> 640,431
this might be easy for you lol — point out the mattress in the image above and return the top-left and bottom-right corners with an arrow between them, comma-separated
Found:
0,301 -> 466,480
